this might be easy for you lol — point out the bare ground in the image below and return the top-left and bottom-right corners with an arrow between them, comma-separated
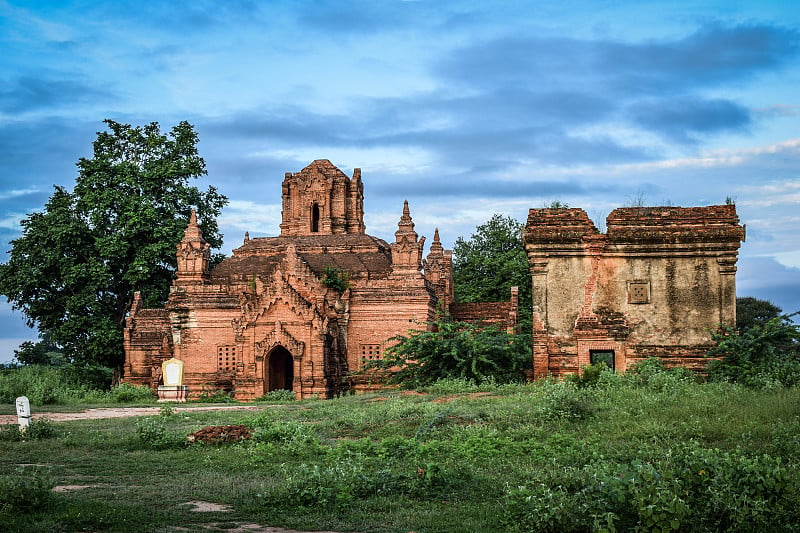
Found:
0,404 -> 265,424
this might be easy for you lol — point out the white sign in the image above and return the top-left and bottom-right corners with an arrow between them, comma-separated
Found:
16,396 -> 31,431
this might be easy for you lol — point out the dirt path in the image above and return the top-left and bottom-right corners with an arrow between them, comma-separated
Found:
0,404 -> 265,424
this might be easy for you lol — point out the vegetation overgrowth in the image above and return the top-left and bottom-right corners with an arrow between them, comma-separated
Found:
0,365 -> 153,405
1,362 -> 798,532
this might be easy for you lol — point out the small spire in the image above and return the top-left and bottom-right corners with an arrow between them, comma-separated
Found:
183,209 -> 205,242
395,200 -> 416,238
429,228 -> 443,255
244,231 -> 250,243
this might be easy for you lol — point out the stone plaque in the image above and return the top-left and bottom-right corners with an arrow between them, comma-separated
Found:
162,358 -> 184,386
16,396 -> 31,431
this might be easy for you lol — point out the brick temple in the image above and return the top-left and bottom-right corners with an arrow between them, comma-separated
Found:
123,160 -> 518,399
523,205 -> 746,377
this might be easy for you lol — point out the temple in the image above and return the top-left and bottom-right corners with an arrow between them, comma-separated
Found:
123,160 -> 518,399
523,205 -> 746,377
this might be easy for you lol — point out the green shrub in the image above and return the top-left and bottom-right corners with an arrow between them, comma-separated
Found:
253,389 -> 295,401
0,364 -> 112,404
536,381 -> 595,422
0,467 -> 54,513
504,443 -> 798,532
111,383 -> 155,402
135,417 -> 184,449
504,483 -> 585,532
366,318 -> 529,387
566,362 -> 612,388
195,388 -> 235,403
707,316 -> 800,388
0,418 -> 57,441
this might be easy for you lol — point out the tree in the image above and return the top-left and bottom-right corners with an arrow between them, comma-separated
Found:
736,296 -> 782,333
707,315 -> 800,388
13,334 -> 66,366
0,120 -> 228,373
368,318 -> 529,387
452,214 -> 532,318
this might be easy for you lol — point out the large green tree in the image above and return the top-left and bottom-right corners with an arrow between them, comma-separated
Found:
452,214 -> 532,322
0,120 -> 227,372
736,296 -> 782,333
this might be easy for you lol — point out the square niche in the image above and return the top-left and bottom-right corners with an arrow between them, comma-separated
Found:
627,281 -> 650,304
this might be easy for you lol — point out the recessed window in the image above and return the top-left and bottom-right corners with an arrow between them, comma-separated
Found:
217,345 -> 237,372
360,344 -> 382,365
590,349 -> 615,370
628,281 -> 650,304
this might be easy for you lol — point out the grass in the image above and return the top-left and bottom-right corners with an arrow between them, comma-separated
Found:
1,376 -> 799,532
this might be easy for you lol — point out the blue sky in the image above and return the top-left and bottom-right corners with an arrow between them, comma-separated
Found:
1,0 -> 799,362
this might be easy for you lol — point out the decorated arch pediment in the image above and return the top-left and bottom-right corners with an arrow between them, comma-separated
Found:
231,262 -> 325,338
254,320 -> 305,360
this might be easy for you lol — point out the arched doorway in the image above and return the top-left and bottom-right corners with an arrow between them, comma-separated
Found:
266,346 -> 294,392
310,203 -> 320,232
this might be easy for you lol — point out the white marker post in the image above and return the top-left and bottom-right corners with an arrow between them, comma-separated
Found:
16,396 -> 31,433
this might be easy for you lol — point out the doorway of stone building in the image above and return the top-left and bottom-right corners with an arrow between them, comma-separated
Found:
266,346 -> 294,392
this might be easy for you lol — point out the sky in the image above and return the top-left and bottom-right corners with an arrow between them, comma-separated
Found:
1,0 -> 799,362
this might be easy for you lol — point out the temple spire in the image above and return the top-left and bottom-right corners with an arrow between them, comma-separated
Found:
391,200 -> 425,275
175,209 -> 211,285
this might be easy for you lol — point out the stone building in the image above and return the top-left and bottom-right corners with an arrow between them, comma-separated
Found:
123,160 -> 518,399
523,205 -> 745,377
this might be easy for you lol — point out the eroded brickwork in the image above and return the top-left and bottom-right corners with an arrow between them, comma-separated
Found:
523,205 -> 745,377
123,160 -> 516,399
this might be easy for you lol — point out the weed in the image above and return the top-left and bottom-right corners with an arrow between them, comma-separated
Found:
195,388 -> 235,403
0,467 -> 54,513
414,407 -> 453,441
134,417 -> 184,449
0,418 -> 57,441
253,389 -> 295,401
111,383 -> 155,403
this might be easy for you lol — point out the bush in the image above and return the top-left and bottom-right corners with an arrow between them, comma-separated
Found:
194,388 -> 235,403
536,381 -> 595,422
366,318 -> 529,387
135,417 -> 184,449
566,362 -> 612,388
0,467 -> 54,513
0,364 -> 112,404
253,389 -> 295,401
503,443 -> 799,532
707,316 -> 800,388
111,383 -> 155,403
0,418 -> 57,441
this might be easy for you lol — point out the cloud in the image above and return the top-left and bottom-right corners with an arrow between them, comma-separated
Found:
627,97 -> 751,144
0,75 -> 115,113
434,23 -> 798,145
737,255 -> 800,314
442,24 -> 799,93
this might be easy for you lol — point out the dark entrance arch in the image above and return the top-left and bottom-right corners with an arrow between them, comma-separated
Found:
266,346 -> 294,392
311,203 -> 320,232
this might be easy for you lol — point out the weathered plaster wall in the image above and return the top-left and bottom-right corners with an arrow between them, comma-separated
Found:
524,205 -> 745,377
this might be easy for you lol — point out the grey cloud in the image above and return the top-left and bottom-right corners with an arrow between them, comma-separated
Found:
440,24 -> 799,95
628,97 -> 752,144
369,173 -> 607,200
0,76 -> 115,113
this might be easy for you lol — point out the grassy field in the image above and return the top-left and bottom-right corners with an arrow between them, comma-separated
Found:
1,373 -> 799,532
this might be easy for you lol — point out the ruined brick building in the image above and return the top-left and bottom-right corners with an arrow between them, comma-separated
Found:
123,160 -> 518,399
523,205 -> 745,377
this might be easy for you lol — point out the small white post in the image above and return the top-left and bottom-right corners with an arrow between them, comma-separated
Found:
16,396 -> 31,433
